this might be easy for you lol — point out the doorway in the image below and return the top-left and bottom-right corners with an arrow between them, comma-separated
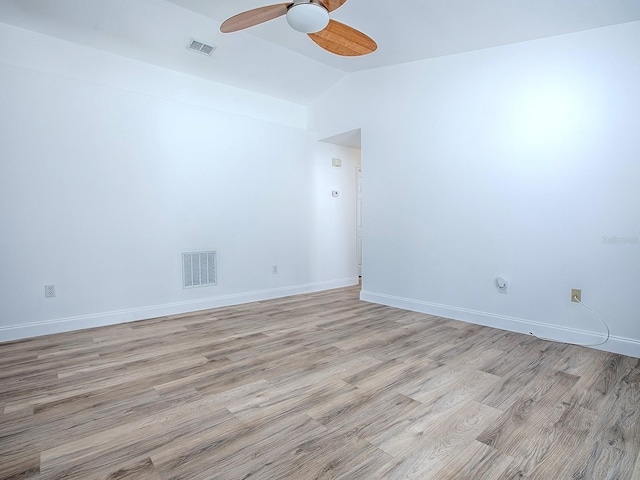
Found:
317,128 -> 363,287
357,167 -> 362,278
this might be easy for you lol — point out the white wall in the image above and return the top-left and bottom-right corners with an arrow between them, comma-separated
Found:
308,21 -> 640,357
0,23 -> 359,341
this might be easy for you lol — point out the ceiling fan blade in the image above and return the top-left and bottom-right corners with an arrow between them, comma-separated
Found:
220,3 -> 291,33
308,19 -> 377,56
317,0 -> 347,12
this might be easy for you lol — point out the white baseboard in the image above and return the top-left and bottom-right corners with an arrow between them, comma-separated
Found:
360,290 -> 640,359
0,278 -> 359,343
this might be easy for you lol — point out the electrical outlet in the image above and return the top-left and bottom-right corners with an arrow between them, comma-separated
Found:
272,265 -> 278,275
571,288 -> 581,302
45,285 -> 56,298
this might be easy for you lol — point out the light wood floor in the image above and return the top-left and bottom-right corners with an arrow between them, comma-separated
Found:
1,286 -> 639,479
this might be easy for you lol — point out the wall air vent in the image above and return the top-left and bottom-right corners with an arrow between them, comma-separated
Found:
187,39 -> 216,56
183,251 -> 217,288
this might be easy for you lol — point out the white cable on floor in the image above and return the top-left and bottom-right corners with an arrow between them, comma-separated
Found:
532,295 -> 610,347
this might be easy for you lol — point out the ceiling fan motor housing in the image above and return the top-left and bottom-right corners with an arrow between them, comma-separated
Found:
286,2 -> 330,33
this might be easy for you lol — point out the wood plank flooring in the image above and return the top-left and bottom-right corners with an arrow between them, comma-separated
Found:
1,285 -> 639,479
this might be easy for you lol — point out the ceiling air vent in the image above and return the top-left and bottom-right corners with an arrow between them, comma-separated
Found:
183,251 -> 217,288
187,39 -> 216,56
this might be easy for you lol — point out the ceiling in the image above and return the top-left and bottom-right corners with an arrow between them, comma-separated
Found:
1,0 -> 639,104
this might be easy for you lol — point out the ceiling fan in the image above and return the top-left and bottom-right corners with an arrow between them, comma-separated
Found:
220,0 -> 377,57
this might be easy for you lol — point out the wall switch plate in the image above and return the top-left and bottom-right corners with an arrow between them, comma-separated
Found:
332,158 -> 342,167
272,265 -> 278,274
45,285 -> 56,298
571,289 -> 581,302
332,190 -> 339,197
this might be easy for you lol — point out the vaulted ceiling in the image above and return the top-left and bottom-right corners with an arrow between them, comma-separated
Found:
1,0 -> 639,103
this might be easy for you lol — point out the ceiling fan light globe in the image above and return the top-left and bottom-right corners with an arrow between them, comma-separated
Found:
286,3 -> 329,34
